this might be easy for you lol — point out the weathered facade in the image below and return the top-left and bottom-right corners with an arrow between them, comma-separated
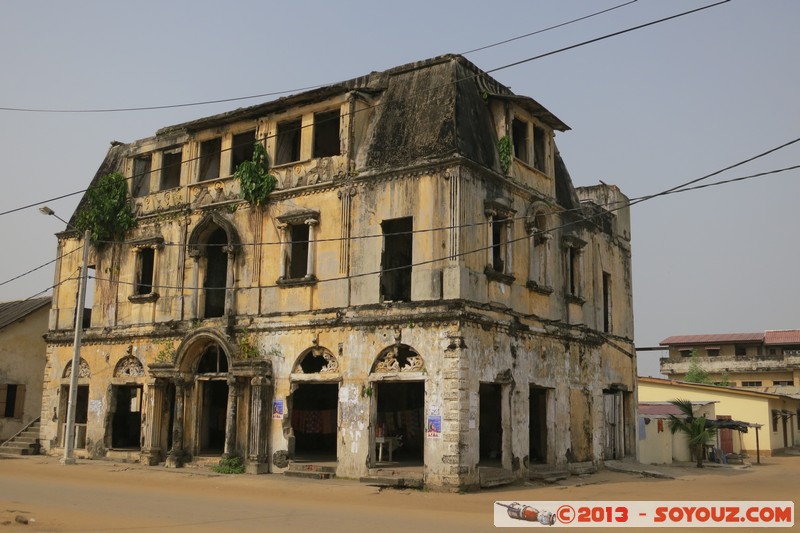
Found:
0,298 -> 50,442
41,55 -> 636,489
660,331 -> 800,394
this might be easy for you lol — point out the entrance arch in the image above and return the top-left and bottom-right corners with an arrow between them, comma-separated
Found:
288,347 -> 340,461
369,344 -> 426,467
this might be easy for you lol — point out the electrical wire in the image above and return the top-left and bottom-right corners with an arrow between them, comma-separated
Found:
0,1 -> 731,219
0,246 -> 82,287
0,1 -> 641,115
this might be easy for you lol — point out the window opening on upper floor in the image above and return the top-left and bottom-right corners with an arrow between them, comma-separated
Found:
231,130 -> 256,173
161,148 -> 182,190
203,227 -> 228,318
132,155 -> 152,197
135,248 -> 155,296
276,119 -> 302,165
533,124 -> 547,173
491,217 -> 507,273
735,344 -> 747,356
602,271 -> 611,333
199,138 -> 222,182
288,224 -> 310,280
512,118 -> 529,164
313,110 -> 341,158
380,217 -> 412,303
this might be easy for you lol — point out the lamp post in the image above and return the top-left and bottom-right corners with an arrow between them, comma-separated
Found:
40,206 -> 90,465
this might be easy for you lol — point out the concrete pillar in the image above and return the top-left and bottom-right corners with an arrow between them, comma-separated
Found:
222,376 -> 238,458
305,218 -> 318,279
247,376 -> 270,474
223,245 -> 236,315
140,379 -> 165,466
165,379 -> 186,468
277,223 -> 288,280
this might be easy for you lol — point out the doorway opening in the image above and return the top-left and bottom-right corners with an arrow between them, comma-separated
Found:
199,380 -> 228,453
603,390 -> 624,460
375,381 -> 424,464
479,383 -> 503,465
110,385 -> 142,449
290,383 -> 338,459
60,384 -> 89,448
529,387 -> 548,465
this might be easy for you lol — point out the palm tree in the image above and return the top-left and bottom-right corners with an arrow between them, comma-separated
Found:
667,399 -> 718,468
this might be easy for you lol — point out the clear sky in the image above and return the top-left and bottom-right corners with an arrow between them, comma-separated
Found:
1,1 -> 798,377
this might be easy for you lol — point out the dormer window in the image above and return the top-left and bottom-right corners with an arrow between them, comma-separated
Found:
276,119 -> 302,165
512,118 -> 529,164
231,130 -> 256,173
161,148 -> 182,190
199,138 -> 222,181
511,114 -> 549,174
132,155 -> 152,198
313,110 -> 341,158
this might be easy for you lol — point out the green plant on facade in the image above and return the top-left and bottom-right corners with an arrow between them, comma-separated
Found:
74,171 -> 136,244
498,135 -> 512,174
153,339 -> 177,364
236,334 -> 261,360
667,399 -> 718,468
684,350 -> 712,384
234,142 -> 276,206
212,455 -> 245,474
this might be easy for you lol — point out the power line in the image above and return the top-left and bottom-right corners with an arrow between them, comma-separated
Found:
0,246 -> 81,287
0,2 -> 641,115
0,1 -> 731,219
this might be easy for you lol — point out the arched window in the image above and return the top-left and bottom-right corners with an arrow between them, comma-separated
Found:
526,205 -> 552,292
187,213 -> 241,319
196,343 -> 229,374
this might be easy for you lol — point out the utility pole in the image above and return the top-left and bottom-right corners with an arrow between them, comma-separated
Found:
61,229 -> 91,465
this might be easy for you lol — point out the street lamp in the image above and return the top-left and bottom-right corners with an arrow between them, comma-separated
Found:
41,206 -> 90,465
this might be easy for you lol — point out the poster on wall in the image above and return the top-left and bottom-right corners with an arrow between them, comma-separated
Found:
426,415 -> 442,439
272,400 -> 284,419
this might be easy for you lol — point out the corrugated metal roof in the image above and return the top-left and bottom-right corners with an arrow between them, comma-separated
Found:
764,330 -> 800,345
0,297 -> 51,331
660,333 -> 764,346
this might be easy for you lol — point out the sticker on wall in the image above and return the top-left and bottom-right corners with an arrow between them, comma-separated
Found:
272,400 -> 284,419
426,415 -> 442,439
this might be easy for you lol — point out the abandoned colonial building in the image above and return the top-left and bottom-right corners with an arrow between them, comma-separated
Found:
41,54 -> 636,489
660,331 -> 800,394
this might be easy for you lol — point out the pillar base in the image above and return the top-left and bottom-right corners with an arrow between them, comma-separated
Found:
140,449 -> 162,466
165,452 -> 185,468
245,461 -> 270,474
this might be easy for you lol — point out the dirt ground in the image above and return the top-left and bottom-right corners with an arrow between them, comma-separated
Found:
0,453 -> 797,532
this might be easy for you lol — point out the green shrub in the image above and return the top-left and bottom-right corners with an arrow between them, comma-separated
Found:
212,455 -> 245,474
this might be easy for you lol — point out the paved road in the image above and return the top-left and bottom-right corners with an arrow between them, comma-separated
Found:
1,454 -> 797,532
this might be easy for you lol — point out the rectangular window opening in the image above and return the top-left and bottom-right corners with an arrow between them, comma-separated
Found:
136,248 -> 155,295
602,271 -> 611,333
512,118 -> 529,164
491,217 -> 506,273
2,384 -> 21,418
276,119 -> 302,165
313,110 -> 341,158
533,125 -> 547,172
380,217 -> 412,302
161,149 -> 182,190
199,138 -> 222,182
288,225 -> 309,280
231,130 -> 256,173
735,344 -> 747,356
132,155 -> 152,198
741,381 -> 762,387
568,248 -> 579,296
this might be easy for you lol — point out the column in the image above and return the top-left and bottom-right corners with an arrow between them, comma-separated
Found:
222,376 -> 239,458
166,378 -> 186,468
304,218 -> 318,280
188,249 -> 201,320
140,380 -> 165,466
247,376 -> 270,474
277,223 -> 288,280
223,245 -> 236,316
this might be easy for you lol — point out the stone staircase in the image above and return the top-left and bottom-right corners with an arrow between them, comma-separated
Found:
0,419 -> 41,456
284,462 -> 337,480
478,466 -> 516,488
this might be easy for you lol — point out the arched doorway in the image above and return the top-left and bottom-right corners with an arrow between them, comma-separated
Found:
289,347 -> 339,461
107,356 -> 145,450
369,344 -> 425,466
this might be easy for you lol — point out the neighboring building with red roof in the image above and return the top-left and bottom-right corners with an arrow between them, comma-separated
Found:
659,330 -> 800,393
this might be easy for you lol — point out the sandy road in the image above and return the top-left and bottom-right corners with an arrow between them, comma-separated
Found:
0,454 -> 797,532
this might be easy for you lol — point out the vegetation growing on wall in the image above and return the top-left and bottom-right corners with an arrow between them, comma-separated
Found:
236,334 -> 261,360
212,455 -> 245,474
74,172 -> 136,244
498,135 -> 512,174
234,143 -> 276,206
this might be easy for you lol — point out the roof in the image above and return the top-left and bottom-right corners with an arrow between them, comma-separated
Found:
764,330 -> 800,345
660,333 -> 764,346
639,376 -> 797,401
0,297 -> 51,331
